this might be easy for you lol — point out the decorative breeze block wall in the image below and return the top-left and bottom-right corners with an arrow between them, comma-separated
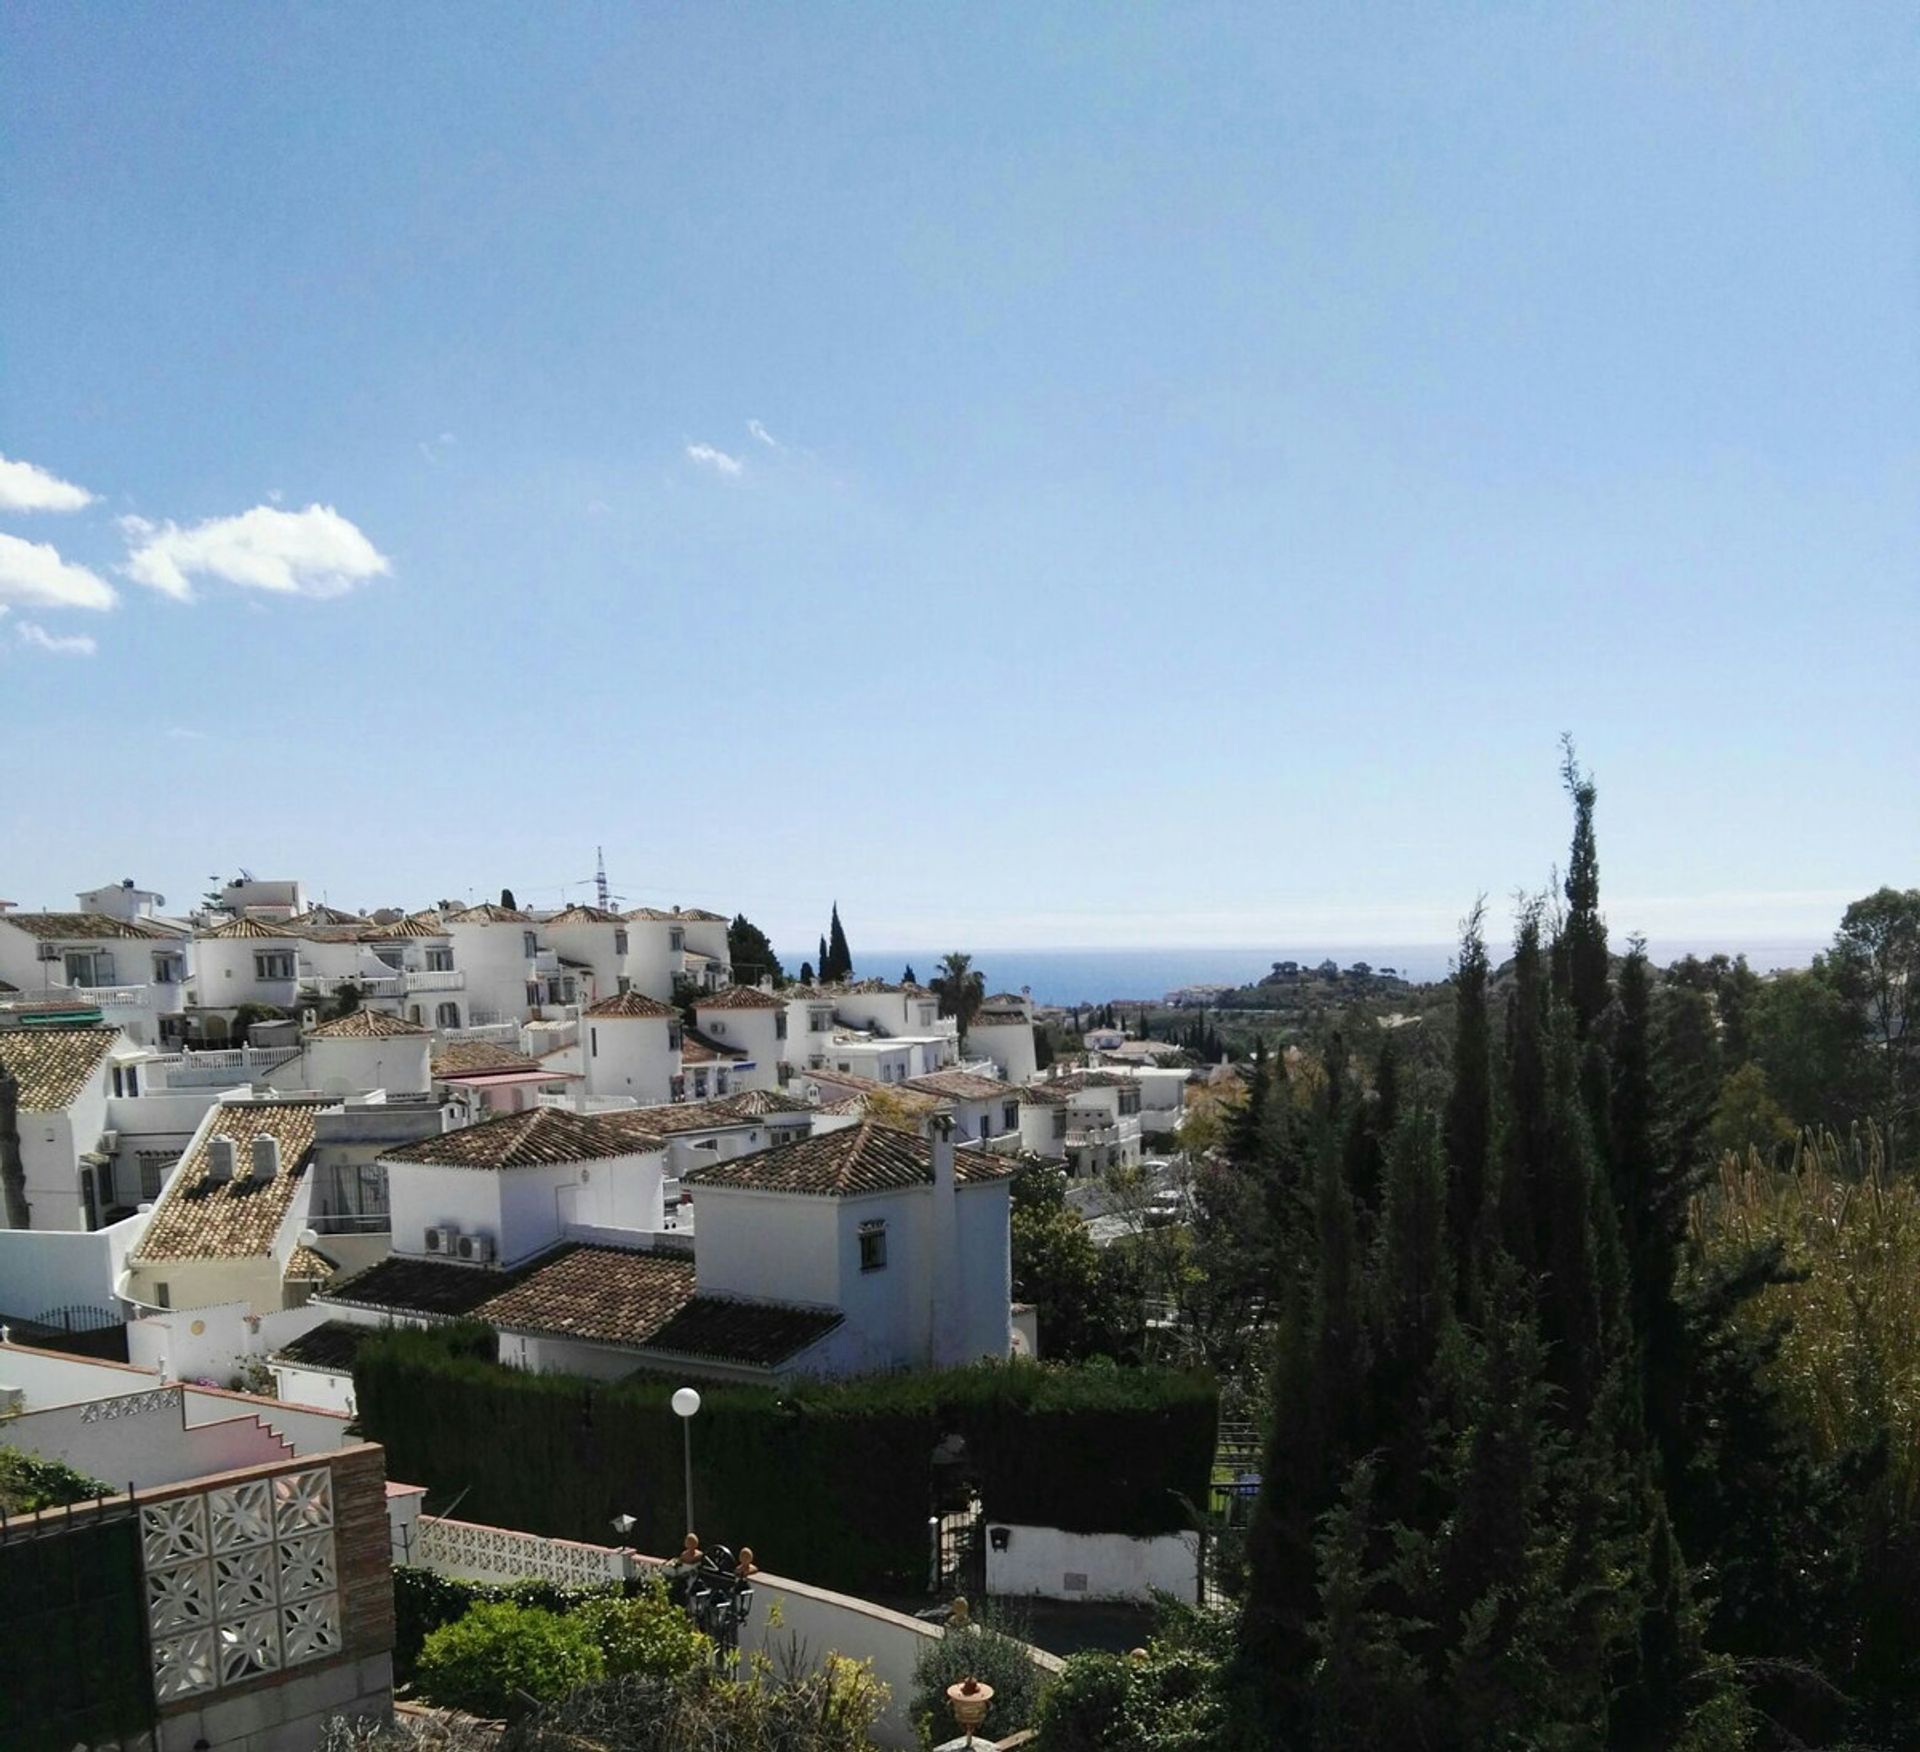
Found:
143,1466 -> 343,1702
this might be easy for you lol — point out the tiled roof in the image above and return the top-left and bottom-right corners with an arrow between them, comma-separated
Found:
271,1319 -> 376,1372
676,909 -> 729,924
695,986 -> 783,1011
904,1070 -> 1012,1102
382,1106 -> 648,1170
199,915 -> 296,940
1044,1071 -> 1131,1093
642,1296 -> 843,1367
365,916 -> 444,939
984,993 -> 1029,1007
713,1088 -> 812,1117
543,905 -> 625,927
622,907 -> 681,922
432,1041 -> 541,1077
971,1008 -> 1031,1027
682,1121 -> 1017,1198
583,990 -> 676,1019
680,1029 -> 743,1064
478,1246 -> 696,1347
323,1252 -> 538,1319
301,905 -> 365,927
134,1101 -> 323,1262
595,1091 -> 810,1144
442,903 -> 533,924
1017,1084 -> 1069,1106
0,1026 -> 119,1111
3,911 -> 176,941
283,1244 -> 339,1282
322,1242 -> 837,1368
305,1010 -> 429,1039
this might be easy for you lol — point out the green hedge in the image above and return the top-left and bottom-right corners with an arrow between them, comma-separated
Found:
392,1564 -> 619,1683
358,1328 -> 1216,1595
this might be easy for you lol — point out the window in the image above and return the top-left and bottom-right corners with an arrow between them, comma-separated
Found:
716,1071 -> 730,1095
617,975 -> 631,994
65,948 -> 116,987
1052,1110 -> 1068,1141
811,1009 -> 832,1033
591,1028 -> 599,1057
373,947 -> 405,970
709,1019 -> 726,1036
1120,1089 -> 1141,1116
138,1151 -> 175,1200
408,1004 -> 423,1023
152,952 -> 184,984
155,1282 -> 170,1309
436,1002 -> 460,1028
254,951 -> 295,982
523,931 -> 539,958
693,1069 -> 709,1097
669,928 -> 685,953
775,1012 -> 788,1040
859,1221 -> 888,1272
1003,1102 -> 1018,1132
919,1006 -> 935,1026
668,1023 -> 683,1050
614,929 -> 629,956
426,947 -> 454,972
526,981 -> 543,1007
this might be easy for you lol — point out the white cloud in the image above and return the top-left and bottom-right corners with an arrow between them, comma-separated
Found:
747,420 -> 782,450
120,503 -> 391,602
685,442 -> 743,477
16,621 -> 97,657
0,532 -> 118,611
0,454 -> 95,513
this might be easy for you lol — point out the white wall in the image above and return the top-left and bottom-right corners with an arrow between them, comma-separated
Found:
0,1342 -> 160,1409
281,1033 -> 432,1098
830,1188 -> 930,1374
967,1018 -> 1039,1084
0,1209 -> 145,1314
126,1298 -> 329,1386
583,1014 -> 677,1105
446,918 -> 539,1025
1,1387 -> 293,1491
179,1384 -> 353,1454
270,1358 -> 357,1415
384,1149 -> 667,1266
955,1182 -> 1014,1364
693,1188 -> 843,1307
984,1524 -> 1202,1604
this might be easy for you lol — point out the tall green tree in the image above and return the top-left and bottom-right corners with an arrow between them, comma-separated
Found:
822,905 -> 853,983
1560,739 -> 1611,1042
1830,885 -> 1920,1161
930,951 -> 986,1036
725,913 -> 785,987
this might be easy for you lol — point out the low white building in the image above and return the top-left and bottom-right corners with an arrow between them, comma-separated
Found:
965,1001 -> 1041,1084
581,989 -> 682,1106
901,1069 -> 1021,1146
0,1023 -> 131,1230
1019,1073 -> 1144,1176
690,986 -> 786,1092
0,910 -> 188,1045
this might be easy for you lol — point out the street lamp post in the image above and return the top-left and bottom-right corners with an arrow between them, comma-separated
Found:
672,1386 -> 701,1537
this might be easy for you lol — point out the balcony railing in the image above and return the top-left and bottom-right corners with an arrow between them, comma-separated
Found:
402,970 -> 465,992
307,1211 -> 391,1235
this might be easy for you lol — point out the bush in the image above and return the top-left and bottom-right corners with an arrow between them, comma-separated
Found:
1035,1609 -> 1235,1752
0,1447 -> 109,1514
1036,1652 -> 1132,1752
356,1327 -> 1216,1595
414,1600 -> 604,1718
391,1566 -> 615,1684
579,1577 -> 711,1681
910,1609 -> 1051,1747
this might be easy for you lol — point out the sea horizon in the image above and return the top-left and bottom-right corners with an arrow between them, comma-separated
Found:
777,938 -> 1826,1009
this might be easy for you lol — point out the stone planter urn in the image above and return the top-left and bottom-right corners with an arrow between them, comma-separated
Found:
946,1674 -> 995,1745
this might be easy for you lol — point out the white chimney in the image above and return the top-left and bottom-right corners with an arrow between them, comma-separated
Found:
250,1135 -> 279,1182
207,1135 -> 237,1183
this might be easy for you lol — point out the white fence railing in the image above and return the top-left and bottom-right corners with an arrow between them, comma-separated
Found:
408,1515 -> 637,1588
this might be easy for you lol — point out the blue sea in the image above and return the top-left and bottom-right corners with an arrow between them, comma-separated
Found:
787,940 -> 1823,1009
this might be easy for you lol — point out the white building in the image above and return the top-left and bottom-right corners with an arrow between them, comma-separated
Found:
1018,1072 -> 1144,1176
901,1069 -> 1021,1146
0,1023 -> 131,1230
966,1000 -> 1041,1084
0,910 -> 189,1046
540,904 -> 630,1003
690,986 -> 786,1092
442,903 -> 576,1026
581,989 -> 682,1107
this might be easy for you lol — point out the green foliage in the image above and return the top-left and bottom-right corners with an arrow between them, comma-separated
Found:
930,950 -> 986,1035
726,913 -> 785,987
821,905 -> 853,983
1036,1615 -> 1233,1752
578,1577 -> 711,1682
1709,1062 -> 1796,1162
228,1001 -> 286,1046
910,1609 -> 1051,1747
391,1565 -> 616,1682
0,1448 -> 109,1513
1010,1164 -> 1143,1361
356,1336 -> 1215,1595
325,981 -> 363,1019
414,1599 -> 604,1717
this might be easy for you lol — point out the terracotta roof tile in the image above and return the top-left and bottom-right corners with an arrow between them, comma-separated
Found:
0,1025 -> 119,1111
5,911 -> 177,941
382,1106 -> 647,1170
477,1245 -> 696,1347
583,990 -> 677,1019
365,916 -> 445,940
305,1010 -> 429,1039
323,1252 -> 538,1319
431,1041 -> 541,1077
271,1318 -> 374,1371
676,909 -> 729,924
695,986 -> 783,1012
199,915 -> 296,940
442,903 -> 533,924
134,1100 -> 323,1262
679,1029 -> 743,1064
681,1120 -> 1017,1197
641,1296 -> 843,1367
904,1070 -> 1012,1102
543,905 -> 625,927
283,1244 -> 338,1282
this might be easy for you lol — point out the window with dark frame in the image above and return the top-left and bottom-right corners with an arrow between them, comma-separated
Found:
859,1220 -> 888,1272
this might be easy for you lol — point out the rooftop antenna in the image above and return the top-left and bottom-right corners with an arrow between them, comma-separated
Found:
595,847 -> 611,913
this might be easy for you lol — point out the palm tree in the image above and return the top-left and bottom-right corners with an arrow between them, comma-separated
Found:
931,951 -> 987,1040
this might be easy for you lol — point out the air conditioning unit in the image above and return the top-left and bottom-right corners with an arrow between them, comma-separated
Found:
97,1129 -> 119,1153
424,1224 -> 459,1255
36,942 -> 60,962
302,1009 -> 319,1028
456,1232 -> 496,1265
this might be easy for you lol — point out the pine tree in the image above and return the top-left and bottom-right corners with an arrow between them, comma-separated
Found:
799,961 -> 814,985
1443,907 -> 1494,1306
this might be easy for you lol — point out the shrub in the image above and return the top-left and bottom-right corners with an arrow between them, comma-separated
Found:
0,1447 -> 109,1514
391,1566 -> 615,1683
578,1577 -> 711,1681
1035,1610 -> 1234,1752
414,1600 -> 603,1718
1035,1651 -> 1132,1752
910,1609 -> 1051,1748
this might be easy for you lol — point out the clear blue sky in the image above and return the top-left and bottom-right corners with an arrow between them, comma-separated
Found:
3,4 -> 1914,952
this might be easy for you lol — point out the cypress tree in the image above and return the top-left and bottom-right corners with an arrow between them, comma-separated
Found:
825,905 -> 852,982
1561,739 -> 1610,1042
817,934 -> 829,980
1443,906 -> 1494,1304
